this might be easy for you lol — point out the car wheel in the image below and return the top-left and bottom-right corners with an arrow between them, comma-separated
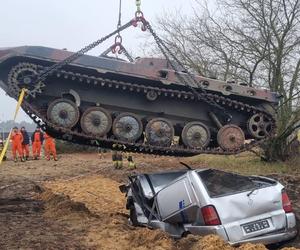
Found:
129,206 -> 139,226
182,231 -> 191,238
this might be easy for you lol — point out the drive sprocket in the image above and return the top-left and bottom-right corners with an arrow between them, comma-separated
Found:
7,63 -> 45,97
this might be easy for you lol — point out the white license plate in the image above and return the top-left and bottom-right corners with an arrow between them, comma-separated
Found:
242,219 -> 270,234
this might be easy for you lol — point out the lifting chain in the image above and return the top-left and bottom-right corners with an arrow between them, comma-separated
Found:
101,0 -> 134,62
114,0 -> 123,54
117,0 -> 122,29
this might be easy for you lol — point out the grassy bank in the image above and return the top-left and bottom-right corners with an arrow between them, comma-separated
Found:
190,152 -> 299,176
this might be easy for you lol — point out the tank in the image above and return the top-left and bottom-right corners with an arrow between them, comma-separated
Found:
0,46 -> 279,156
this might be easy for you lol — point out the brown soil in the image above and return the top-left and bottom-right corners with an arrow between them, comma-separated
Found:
0,152 -> 299,249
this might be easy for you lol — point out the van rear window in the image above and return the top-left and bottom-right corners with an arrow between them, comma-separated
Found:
198,169 -> 257,197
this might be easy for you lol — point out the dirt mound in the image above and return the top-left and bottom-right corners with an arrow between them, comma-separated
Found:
0,180 -> 44,200
238,243 -> 267,250
0,180 -> 86,249
176,234 -> 230,250
39,189 -> 92,218
175,234 -> 267,250
42,176 -> 174,250
198,235 -> 233,250
126,228 -> 173,250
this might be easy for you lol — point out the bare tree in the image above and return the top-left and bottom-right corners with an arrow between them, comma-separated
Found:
156,0 -> 300,161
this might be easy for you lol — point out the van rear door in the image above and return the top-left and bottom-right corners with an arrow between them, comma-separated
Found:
198,170 -> 286,243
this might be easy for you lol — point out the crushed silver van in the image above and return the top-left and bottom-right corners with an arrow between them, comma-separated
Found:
120,168 -> 297,245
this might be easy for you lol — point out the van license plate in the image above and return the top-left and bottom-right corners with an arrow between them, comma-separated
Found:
243,219 -> 270,234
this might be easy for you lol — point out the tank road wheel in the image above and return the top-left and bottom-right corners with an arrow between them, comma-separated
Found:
247,114 -> 272,139
113,113 -> 143,142
145,118 -> 174,147
182,122 -> 211,149
217,125 -> 245,151
47,99 -> 80,128
80,107 -> 112,136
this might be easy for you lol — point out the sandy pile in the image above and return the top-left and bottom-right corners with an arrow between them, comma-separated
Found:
40,175 -> 298,250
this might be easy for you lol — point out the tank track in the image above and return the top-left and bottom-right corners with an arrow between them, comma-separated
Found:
9,63 -> 276,157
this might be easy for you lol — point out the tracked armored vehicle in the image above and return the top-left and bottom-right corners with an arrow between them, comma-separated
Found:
0,46 -> 278,156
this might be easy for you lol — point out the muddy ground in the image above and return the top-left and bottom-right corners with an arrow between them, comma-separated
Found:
0,152 -> 299,250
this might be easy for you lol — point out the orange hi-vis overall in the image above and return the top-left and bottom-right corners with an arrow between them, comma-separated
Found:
32,132 -> 42,158
44,133 -> 57,160
11,132 -> 23,159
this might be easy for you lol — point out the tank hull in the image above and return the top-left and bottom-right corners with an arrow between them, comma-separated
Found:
0,46 -> 279,156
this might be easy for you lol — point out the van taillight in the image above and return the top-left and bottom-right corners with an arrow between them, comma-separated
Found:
201,205 -> 221,225
282,191 -> 293,213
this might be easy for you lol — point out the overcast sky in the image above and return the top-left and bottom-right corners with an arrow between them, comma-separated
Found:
0,0 -> 195,122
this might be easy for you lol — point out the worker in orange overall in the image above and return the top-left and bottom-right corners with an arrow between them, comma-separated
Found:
31,127 -> 44,160
44,133 -> 58,161
11,127 -> 24,162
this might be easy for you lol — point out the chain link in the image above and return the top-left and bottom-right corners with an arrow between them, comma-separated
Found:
121,46 -> 134,62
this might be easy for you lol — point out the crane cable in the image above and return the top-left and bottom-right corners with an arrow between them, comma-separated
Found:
113,0 -> 134,62
136,0 -> 141,11
117,0 -> 122,29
